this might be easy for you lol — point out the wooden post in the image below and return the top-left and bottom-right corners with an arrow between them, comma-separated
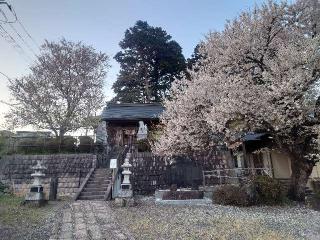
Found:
202,171 -> 205,189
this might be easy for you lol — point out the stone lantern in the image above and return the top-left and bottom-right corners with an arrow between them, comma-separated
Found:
24,160 -> 47,206
120,152 -> 133,194
115,152 -> 134,206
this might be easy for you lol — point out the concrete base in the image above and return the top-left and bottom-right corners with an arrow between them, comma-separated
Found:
24,192 -> 46,207
117,189 -> 133,198
155,198 -> 212,206
155,189 -> 204,200
114,197 -> 135,207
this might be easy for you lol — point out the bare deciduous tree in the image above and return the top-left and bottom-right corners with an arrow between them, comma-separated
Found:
7,39 -> 109,138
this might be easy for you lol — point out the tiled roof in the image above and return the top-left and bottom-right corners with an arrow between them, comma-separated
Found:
101,103 -> 164,121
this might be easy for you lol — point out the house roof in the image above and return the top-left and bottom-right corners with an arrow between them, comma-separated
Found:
101,103 -> 165,121
242,133 -> 267,141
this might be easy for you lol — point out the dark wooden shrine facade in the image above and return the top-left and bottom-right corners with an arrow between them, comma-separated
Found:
101,103 -> 164,148
101,103 -> 233,193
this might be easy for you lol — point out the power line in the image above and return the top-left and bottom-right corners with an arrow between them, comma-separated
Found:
0,70 -> 11,80
4,1 -> 39,50
0,24 -> 33,62
0,4 -> 39,64
17,18 -> 39,51
0,0 -> 16,23
8,22 -> 38,57
0,7 -> 38,57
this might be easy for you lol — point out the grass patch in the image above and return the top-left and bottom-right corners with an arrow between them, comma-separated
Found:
0,194 -> 53,226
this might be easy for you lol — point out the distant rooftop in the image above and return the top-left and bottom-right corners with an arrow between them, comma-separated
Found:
101,103 -> 165,121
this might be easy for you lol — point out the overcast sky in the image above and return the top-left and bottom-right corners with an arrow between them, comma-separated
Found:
0,0 -> 272,130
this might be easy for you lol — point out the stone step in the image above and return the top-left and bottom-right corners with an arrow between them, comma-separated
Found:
77,195 -> 105,200
76,168 -> 112,201
80,191 -> 106,196
90,175 -> 111,180
82,187 -> 108,192
92,171 -> 111,175
85,183 -> 109,188
91,175 -> 110,179
87,180 -> 110,185
91,174 -> 110,179
95,169 -> 110,173
89,176 -> 110,180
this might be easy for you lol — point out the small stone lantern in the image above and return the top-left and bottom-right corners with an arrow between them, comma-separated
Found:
120,152 -> 133,194
24,160 -> 47,206
115,152 -> 134,206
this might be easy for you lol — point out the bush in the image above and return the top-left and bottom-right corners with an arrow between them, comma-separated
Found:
0,181 -> 11,195
306,192 -> 320,211
60,136 -> 77,152
78,136 -> 94,153
44,137 -> 76,153
137,139 -> 150,152
44,138 -> 60,153
163,190 -> 204,200
16,138 -> 44,154
252,175 -> 283,205
213,185 -> 249,207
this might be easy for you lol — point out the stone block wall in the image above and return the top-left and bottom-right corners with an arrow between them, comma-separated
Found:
0,154 -> 96,199
131,152 -> 170,195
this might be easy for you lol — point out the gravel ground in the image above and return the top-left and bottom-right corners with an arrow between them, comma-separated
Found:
112,197 -> 320,240
0,196 -> 68,240
2,195 -> 320,240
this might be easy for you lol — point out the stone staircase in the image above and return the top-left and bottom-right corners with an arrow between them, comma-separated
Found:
77,168 -> 112,200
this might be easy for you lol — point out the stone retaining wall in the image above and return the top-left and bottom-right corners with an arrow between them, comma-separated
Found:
0,154 -> 96,199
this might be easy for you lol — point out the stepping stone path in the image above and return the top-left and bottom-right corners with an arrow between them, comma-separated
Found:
49,201 -> 134,240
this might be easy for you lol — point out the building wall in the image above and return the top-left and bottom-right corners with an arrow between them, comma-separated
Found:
310,162 -> 320,179
0,154 -> 96,199
107,124 -> 138,147
270,151 -> 292,179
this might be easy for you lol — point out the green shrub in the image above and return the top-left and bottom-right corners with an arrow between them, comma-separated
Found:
0,181 -> 11,195
253,175 -> 283,205
78,136 -> 94,153
137,139 -> 151,152
16,138 -> 44,154
213,185 -> 249,207
60,136 -> 77,153
44,138 -> 60,153
41,136 -> 77,153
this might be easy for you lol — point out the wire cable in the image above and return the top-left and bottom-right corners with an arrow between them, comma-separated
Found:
0,1 -> 17,23
0,23 -> 33,62
16,19 -> 39,50
1,1 -> 39,51
0,6 -> 37,57
0,70 -> 11,80
8,22 -> 38,57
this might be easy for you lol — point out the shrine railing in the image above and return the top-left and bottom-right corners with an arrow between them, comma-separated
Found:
203,167 -> 272,187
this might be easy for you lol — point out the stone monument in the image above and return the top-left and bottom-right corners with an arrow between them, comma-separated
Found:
24,160 -> 47,206
137,121 -> 148,140
96,120 -> 108,144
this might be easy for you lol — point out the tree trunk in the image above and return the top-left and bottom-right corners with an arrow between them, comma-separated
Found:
289,153 -> 314,201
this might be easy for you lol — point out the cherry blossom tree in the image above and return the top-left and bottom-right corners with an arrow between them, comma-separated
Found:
7,39 -> 109,138
155,0 -> 320,201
